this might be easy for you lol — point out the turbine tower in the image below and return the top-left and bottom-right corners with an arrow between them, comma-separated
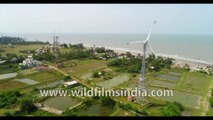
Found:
127,20 -> 156,101
52,31 -> 63,68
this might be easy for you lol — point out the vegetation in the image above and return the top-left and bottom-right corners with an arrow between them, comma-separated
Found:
19,95 -> 37,114
160,102 -> 184,116
82,99 -> 93,107
210,97 -> 213,108
100,96 -> 116,107
63,108 -> 78,116
0,90 -> 22,108
92,71 -> 101,78
108,54 -> 173,73
0,36 -> 48,45
183,64 -> 190,71
63,75 -> 72,81
209,89 -> 213,108
0,63 -> 20,74
33,48 -> 55,61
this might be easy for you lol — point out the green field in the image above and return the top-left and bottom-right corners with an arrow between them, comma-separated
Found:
113,109 -> 136,116
0,69 -> 64,92
176,72 -> 212,95
30,109 -> 58,116
148,79 -> 176,89
63,59 -> 107,75
0,44 -> 45,56
41,96 -> 82,111
21,69 -> 64,83
207,108 -> 213,116
0,64 -> 18,75
76,103 -> 115,116
96,74 -> 130,89
0,80 -> 28,92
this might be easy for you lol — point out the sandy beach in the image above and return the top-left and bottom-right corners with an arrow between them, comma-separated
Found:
84,44 -> 212,71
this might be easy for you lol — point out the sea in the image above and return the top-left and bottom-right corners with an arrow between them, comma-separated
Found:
2,33 -> 213,65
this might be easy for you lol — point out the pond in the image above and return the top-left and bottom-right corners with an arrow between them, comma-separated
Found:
77,103 -> 114,116
0,72 -> 17,80
41,96 -> 82,111
168,71 -> 182,76
37,80 -> 64,89
157,74 -> 179,81
96,74 -> 129,89
15,78 -> 40,85
80,73 -> 92,80
148,80 -> 176,88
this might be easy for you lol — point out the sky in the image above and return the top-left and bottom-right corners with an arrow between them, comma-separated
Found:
0,4 -> 213,35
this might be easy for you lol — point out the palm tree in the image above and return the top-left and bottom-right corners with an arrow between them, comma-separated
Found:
125,52 -> 132,59
119,53 -> 125,59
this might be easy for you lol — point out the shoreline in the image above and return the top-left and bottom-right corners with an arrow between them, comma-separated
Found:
83,44 -> 212,70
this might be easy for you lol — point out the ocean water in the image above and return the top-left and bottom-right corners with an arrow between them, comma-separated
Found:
3,33 -> 213,64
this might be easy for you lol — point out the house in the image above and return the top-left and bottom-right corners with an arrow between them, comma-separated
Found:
64,81 -> 78,87
19,56 -> 42,68
0,60 -> 6,64
9,57 -> 18,62
36,47 -> 46,55
127,96 -> 136,102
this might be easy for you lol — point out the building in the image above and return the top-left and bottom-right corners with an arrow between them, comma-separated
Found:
36,47 -> 46,55
127,96 -> 136,102
0,60 -> 6,64
64,81 -> 78,87
19,56 -> 42,68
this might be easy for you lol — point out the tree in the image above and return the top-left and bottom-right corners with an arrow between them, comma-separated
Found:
0,90 -> 22,108
183,64 -> 190,71
61,43 -> 68,48
83,99 -> 92,107
19,95 -> 36,113
92,71 -> 100,78
209,97 -> 213,107
63,108 -> 77,116
63,75 -> 71,81
125,52 -> 133,59
100,96 -> 115,107
160,102 -> 184,116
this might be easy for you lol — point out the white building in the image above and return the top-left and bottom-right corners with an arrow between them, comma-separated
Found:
64,81 -> 78,87
19,56 -> 42,68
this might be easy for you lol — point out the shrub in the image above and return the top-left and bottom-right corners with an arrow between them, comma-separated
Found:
160,102 -> 184,116
209,97 -> 213,107
92,72 -> 100,78
19,95 -> 37,113
63,75 -> 71,81
100,96 -> 116,107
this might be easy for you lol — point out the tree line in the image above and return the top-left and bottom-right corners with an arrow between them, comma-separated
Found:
107,53 -> 173,73
0,36 -> 48,45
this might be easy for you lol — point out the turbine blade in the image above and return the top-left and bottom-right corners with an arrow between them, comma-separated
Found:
145,20 -> 156,42
127,41 -> 144,44
147,43 -> 155,55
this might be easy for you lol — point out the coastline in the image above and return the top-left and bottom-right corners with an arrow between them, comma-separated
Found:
83,44 -> 212,70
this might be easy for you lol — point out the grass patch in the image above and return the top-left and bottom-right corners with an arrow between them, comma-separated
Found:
20,69 -> 64,83
0,80 -> 28,92
63,59 -> 107,75
176,72 -> 213,95
0,44 -> 45,56
113,109 -> 136,116
41,96 -> 82,111
96,74 -> 130,89
30,109 -> 58,116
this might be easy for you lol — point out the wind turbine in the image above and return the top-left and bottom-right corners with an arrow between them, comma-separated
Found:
127,20 -> 156,100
